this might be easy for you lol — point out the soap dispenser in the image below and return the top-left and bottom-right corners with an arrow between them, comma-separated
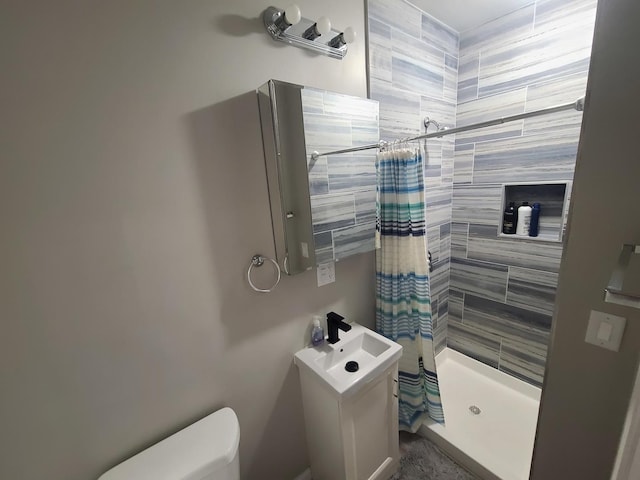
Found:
311,316 -> 325,347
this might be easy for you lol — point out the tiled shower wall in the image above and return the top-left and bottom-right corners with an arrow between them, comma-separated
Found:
449,0 -> 598,386
368,0 -> 459,353
367,0 -> 597,387
301,88 -> 380,263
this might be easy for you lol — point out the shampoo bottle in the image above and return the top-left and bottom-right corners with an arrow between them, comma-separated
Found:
516,202 -> 532,235
502,202 -> 517,234
311,316 -> 325,347
529,203 -> 541,237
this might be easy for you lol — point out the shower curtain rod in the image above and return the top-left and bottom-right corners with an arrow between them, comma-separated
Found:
310,96 -> 585,161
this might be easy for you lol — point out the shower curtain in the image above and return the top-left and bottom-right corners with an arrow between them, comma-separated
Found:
375,146 -> 444,431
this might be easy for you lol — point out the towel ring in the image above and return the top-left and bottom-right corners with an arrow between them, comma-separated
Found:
283,253 -> 290,276
247,254 -> 281,293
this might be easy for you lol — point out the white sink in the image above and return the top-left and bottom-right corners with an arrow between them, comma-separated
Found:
294,323 -> 402,398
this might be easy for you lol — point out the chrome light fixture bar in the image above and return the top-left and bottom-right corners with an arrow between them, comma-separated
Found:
263,5 -> 355,59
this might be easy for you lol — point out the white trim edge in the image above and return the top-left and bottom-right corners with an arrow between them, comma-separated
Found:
612,359 -> 640,480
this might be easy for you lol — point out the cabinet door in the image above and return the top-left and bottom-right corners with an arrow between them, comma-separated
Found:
343,367 -> 399,480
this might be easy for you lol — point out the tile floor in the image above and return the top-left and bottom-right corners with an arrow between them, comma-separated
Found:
391,432 -> 478,480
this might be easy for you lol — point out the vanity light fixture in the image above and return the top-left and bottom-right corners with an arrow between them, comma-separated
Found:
263,5 -> 355,59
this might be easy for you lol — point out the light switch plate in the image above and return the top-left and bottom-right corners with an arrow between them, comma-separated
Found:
585,310 -> 626,351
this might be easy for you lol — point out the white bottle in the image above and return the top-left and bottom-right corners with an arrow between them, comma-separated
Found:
516,202 -> 532,235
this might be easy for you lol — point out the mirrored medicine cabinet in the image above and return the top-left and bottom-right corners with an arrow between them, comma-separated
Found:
257,80 -> 380,276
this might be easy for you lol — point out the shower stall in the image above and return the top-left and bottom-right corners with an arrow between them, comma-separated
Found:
366,0 -> 598,478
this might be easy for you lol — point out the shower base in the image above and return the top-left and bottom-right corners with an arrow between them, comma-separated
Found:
419,348 -> 541,480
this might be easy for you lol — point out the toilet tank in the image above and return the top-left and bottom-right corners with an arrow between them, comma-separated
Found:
98,407 -> 240,480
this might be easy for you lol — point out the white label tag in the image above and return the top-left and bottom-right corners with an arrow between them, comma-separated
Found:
301,242 -> 309,258
317,262 -> 336,287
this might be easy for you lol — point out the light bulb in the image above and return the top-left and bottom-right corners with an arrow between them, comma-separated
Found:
316,16 -> 332,36
283,4 -> 301,26
342,27 -> 356,44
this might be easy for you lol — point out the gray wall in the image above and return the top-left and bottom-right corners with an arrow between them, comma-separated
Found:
0,1 -> 372,479
532,0 -> 640,477
367,0 -> 460,353
448,0 -> 597,387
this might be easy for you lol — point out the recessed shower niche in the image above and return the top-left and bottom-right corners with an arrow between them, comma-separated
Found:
257,80 -> 379,275
498,182 -> 570,243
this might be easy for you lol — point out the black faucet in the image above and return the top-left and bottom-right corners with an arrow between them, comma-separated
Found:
326,312 -> 351,344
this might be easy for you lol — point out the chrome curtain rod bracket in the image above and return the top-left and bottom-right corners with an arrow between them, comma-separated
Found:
311,96 -> 585,159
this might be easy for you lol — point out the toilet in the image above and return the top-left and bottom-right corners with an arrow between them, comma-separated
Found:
98,407 -> 240,480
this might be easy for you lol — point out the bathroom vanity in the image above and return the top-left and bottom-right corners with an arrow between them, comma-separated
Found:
294,323 -> 402,480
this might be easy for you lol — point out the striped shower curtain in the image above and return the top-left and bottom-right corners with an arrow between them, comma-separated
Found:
375,147 -> 444,431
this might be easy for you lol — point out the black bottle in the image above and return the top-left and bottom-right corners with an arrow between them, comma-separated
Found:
502,202 -> 517,234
